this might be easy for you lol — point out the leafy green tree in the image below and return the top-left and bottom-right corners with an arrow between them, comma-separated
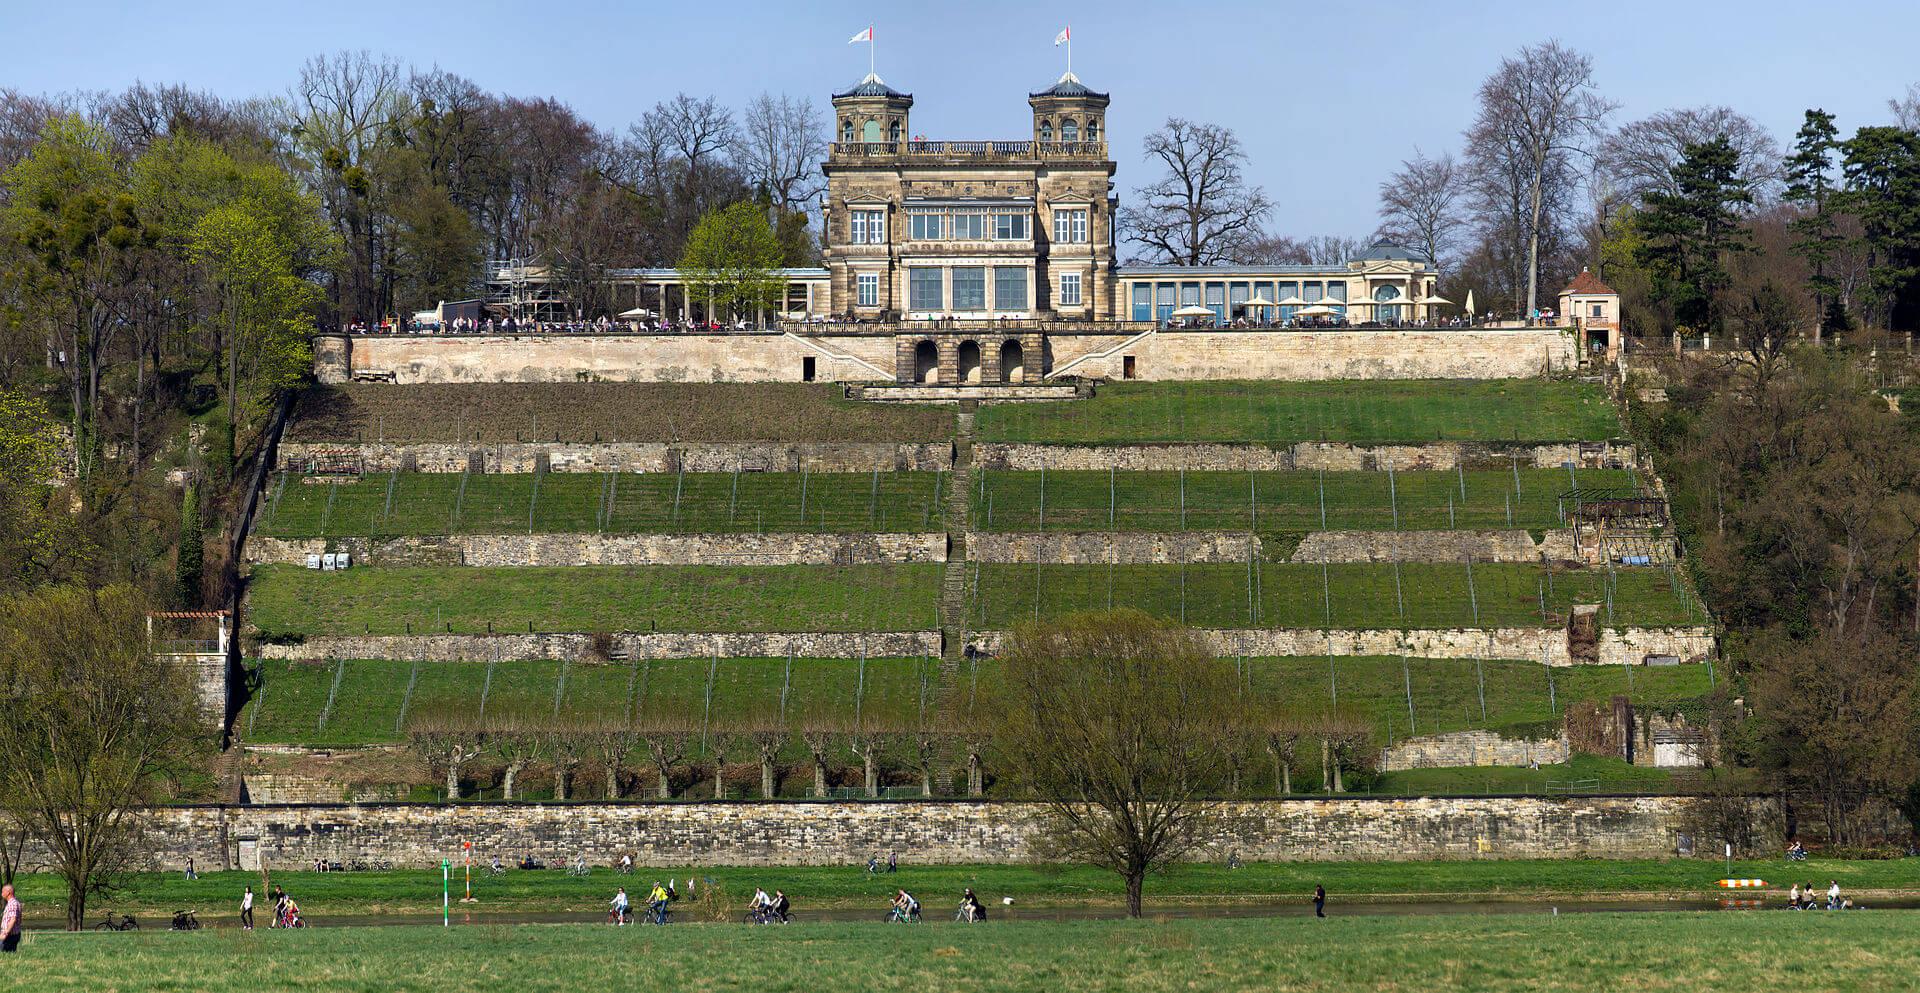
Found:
0,390 -> 74,592
1785,109 -> 1845,336
0,116 -> 138,475
989,610 -> 1245,918
0,585 -> 209,930
677,201 -> 784,323
1635,136 -> 1751,333
1839,126 -> 1920,333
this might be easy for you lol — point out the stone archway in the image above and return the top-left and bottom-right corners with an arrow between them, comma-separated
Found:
914,340 -> 939,384
957,340 -> 982,384
1000,340 -> 1025,383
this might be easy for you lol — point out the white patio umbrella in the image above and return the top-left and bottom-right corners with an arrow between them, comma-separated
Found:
1170,305 -> 1216,318
1244,294 -> 1276,307
618,307 -> 654,318
1275,295 -> 1310,306
1417,295 -> 1452,305
1295,305 -> 1339,317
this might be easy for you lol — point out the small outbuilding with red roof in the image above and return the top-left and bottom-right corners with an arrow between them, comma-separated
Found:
1558,268 -> 1620,364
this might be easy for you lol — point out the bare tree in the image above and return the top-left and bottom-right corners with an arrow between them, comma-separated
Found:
1378,151 -> 1465,270
636,709 -> 696,800
1467,40 -> 1615,319
1889,83 -> 1920,131
798,713 -> 839,798
580,715 -> 639,800
405,708 -> 486,801
483,705 -> 544,800
1234,232 -> 1367,267
991,610 -> 1247,918
1122,118 -> 1271,265
736,93 -> 826,210
1598,106 -> 1783,204
740,709 -> 787,800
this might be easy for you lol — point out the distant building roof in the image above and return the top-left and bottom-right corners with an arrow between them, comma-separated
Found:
834,73 -> 909,100
1030,72 -> 1107,100
1560,268 -> 1617,296
1353,238 -> 1429,264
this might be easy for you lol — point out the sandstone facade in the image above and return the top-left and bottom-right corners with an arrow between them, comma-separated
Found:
1379,730 -> 1571,772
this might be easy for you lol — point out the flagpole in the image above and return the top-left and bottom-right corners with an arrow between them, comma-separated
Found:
1067,25 -> 1072,75
869,23 -> 875,76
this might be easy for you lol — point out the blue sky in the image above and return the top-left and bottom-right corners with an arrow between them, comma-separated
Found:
11,0 -> 1918,235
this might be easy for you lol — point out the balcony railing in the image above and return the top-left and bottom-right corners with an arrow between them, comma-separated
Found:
829,140 -> 1108,161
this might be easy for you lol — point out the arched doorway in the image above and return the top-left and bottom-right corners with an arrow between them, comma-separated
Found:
914,340 -> 939,384
1000,340 -> 1025,383
1373,285 -> 1403,323
958,340 -> 981,384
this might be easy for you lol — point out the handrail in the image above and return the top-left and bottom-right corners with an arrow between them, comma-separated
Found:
1045,327 -> 1159,380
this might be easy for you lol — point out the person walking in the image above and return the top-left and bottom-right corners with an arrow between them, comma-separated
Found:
0,884 -> 20,952
241,886 -> 254,930
1313,884 -> 1327,918
184,857 -> 197,881
1827,880 -> 1841,910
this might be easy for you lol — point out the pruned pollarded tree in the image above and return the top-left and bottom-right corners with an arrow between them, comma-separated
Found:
848,707 -> 904,799
990,610 -> 1247,918
739,708 -> 788,800
1313,705 -> 1375,794
1260,705 -> 1309,796
0,585 -> 207,930
636,708 -> 698,800
578,714 -> 640,801
1121,118 -> 1271,265
481,704 -> 546,801
797,711 -> 841,799
405,706 -> 487,801
1466,40 -> 1615,319
1378,151 -> 1466,272
539,723 -> 580,801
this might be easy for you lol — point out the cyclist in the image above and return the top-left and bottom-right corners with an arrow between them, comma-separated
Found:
770,889 -> 791,923
958,888 -> 984,922
620,853 -> 632,875
647,881 -> 670,924
610,887 -> 630,925
748,887 -> 772,922
891,889 -> 920,922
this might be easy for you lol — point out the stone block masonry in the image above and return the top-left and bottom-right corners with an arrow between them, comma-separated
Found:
969,626 -> 1716,667
247,533 -> 947,568
277,441 -> 953,474
141,794 -> 1705,870
1290,530 -> 1579,564
1045,328 -> 1579,382
254,631 -> 942,663
1379,730 -> 1571,772
975,441 -> 1636,472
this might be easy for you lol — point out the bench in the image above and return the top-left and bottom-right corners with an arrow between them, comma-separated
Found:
351,369 -> 398,383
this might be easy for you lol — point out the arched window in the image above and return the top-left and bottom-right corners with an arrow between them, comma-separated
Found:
840,118 -> 853,142
1061,118 -> 1078,142
1086,118 -> 1100,142
1039,120 -> 1052,142
889,120 -> 902,143
862,118 -> 882,143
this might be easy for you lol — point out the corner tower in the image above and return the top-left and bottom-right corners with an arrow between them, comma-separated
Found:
1028,72 -> 1109,145
831,73 -> 913,146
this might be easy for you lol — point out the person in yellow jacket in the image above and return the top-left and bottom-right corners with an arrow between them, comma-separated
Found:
647,882 -> 670,924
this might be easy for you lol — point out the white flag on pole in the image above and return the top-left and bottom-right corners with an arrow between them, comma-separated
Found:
1053,26 -> 1070,46
849,26 -> 873,44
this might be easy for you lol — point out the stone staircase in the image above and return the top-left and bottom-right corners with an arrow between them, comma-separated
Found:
938,404 -> 979,670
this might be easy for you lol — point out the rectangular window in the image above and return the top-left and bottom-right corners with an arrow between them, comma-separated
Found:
994,213 -> 1029,240
1131,283 -> 1152,321
1052,208 -> 1087,244
995,267 -> 1027,311
857,273 -> 878,308
1059,272 -> 1082,306
952,267 -> 986,311
910,214 -> 942,240
1591,303 -> 1603,318
1156,282 -> 1175,323
1205,283 -> 1226,323
909,268 -> 943,311
951,213 -> 986,240
850,212 -> 867,245
850,210 -> 885,245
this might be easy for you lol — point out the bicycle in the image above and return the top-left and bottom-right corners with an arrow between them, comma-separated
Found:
487,864 -> 509,878
93,912 -> 138,932
885,905 -> 921,924
864,855 -> 883,874
646,903 -> 672,925
566,859 -> 592,878
955,903 -> 981,923
170,910 -> 201,931
607,906 -> 632,925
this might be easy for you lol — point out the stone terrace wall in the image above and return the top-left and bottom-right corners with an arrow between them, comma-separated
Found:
277,441 -> 953,474
247,533 -> 947,568
319,332 -> 898,385
1379,730 -> 1571,772
975,441 -> 1635,472
145,795 -> 1698,870
970,626 -> 1716,667
964,530 -> 1576,565
1291,529 -> 1578,564
253,631 -> 941,663
1046,328 -> 1578,381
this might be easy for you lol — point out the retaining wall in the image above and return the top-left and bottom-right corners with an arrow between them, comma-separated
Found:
1379,730 -> 1571,772
246,533 -> 947,568
277,441 -> 953,474
143,794 -> 1698,870
1046,328 -> 1578,381
970,626 -> 1716,667
1290,529 -> 1578,564
974,441 -> 1635,472
253,631 -> 943,663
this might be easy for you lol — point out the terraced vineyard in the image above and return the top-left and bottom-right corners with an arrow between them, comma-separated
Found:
237,655 -> 1714,752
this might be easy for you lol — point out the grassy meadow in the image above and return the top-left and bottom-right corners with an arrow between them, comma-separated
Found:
9,912 -> 1920,992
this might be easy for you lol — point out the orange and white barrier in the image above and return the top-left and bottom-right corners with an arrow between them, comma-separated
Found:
1717,879 -> 1766,888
